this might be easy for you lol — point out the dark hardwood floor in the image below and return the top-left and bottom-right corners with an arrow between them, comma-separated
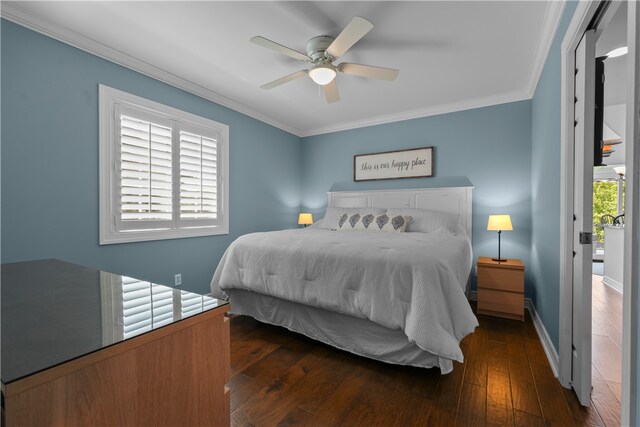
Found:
592,274 -> 622,426
229,302 -> 615,426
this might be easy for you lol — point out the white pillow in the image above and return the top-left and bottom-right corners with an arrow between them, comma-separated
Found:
308,219 -> 323,228
321,207 -> 386,229
386,208 -> 459,234
337,213 -> 412,233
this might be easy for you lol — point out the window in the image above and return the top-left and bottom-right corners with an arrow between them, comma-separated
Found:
593,178 -> 625,244
99,85 -> 229,244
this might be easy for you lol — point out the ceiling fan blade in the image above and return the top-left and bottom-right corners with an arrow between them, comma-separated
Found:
323,79 -> 340,103
325,17 -> 373,59
250,36 -> 311,62
338,63 -> 399,81
260,70 -> 308,90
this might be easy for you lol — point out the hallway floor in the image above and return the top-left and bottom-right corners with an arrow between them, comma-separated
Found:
592,274 -> 622,425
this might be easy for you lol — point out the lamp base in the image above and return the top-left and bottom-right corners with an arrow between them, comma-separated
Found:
492,258 -> 508,263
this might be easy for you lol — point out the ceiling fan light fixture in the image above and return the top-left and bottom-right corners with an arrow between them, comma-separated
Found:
309,65 -> 336,85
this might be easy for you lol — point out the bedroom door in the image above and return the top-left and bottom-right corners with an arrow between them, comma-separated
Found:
572,28 -> 596,406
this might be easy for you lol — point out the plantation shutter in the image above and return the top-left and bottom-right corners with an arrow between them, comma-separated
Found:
118,110 -> 173,230
179,130 -> 219,226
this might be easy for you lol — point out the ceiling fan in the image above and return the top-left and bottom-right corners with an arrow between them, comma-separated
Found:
251,16 -> 399,103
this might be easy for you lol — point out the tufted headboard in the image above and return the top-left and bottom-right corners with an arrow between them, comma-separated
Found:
327,186 -> 474,238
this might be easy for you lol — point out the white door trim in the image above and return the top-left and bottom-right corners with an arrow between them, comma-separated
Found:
559,0 -> 600,389
559,1 -> 638,423
622,2 -> 640,424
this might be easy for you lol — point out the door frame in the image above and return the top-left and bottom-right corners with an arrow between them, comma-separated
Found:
559,1 -> 639,424
623,2 -> 640,424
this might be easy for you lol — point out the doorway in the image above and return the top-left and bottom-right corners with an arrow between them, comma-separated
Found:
559,1 -> 639,425
589,5 -> 627,423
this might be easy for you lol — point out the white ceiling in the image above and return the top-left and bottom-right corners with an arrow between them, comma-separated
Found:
2,1 -> 563,137
597,2 -> 627,107
597,2 -> 627,166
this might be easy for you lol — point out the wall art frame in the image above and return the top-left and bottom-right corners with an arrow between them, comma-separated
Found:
353,146 -> 434,181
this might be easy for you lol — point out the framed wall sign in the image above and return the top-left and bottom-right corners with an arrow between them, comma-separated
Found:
354,146 -> 434,181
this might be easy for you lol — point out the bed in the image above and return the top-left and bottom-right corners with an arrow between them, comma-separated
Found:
210,186 -> 478,374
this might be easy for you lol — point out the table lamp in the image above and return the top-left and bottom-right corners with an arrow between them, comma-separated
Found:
487,214 -> 513,262
298,213 -> 313,227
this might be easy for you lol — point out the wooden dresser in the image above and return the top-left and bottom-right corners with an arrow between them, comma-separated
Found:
1,259 -> 231,427
477,257 -> 525,321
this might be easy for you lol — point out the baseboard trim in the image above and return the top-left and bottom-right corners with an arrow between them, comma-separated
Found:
526,298 -> 560,378
469,291 -> 559,378
603,275 -> 624,294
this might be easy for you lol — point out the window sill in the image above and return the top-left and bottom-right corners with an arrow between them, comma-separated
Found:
99,225 -> 229,245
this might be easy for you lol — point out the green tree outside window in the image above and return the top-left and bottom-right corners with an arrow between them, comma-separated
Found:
593,180 -> 620,242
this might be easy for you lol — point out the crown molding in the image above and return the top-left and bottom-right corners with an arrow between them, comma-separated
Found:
300,88 -> 530,137
303,0 -> 565,137
0,4 -> 304,137
2,1 -> 565,138
526,0 -> 566,97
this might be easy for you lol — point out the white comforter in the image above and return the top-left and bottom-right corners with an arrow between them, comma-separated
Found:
210,227 -> 478,371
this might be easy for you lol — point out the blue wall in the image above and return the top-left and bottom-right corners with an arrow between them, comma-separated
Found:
0,3 -> 606,368
301,101 -> 533,293
531,1 -> 579,349
0,20 -> 302,294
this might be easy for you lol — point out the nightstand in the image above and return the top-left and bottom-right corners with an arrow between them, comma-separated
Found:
477,257 -> 525,321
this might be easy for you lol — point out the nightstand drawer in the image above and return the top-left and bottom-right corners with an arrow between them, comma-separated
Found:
478,267 -> 524,293
477,288 -> 524,318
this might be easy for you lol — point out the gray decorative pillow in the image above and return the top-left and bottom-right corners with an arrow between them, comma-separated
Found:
391,215 -> 408,231
378,214 -> 412,232
349,213 -> 361,228
321,207 -> 386,229
337,213 -> 364,231
361,214 -> 375,229
376,214 -> 389,230
338,213 -> 349,228
338,213 -> 412,232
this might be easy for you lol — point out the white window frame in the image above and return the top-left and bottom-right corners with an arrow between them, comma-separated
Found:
99,85 -> 229,244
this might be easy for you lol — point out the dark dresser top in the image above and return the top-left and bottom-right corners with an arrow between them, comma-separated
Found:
1,259 -> 226,384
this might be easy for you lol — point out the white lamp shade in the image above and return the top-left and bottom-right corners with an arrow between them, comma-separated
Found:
487,215 -> 513,231
298,213 -> 313,225
308,65 -> 336,85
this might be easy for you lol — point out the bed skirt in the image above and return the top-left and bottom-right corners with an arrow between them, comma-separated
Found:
229,289 -> 456,373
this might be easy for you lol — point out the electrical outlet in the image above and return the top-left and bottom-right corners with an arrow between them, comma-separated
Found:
174,274 -> 182,287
